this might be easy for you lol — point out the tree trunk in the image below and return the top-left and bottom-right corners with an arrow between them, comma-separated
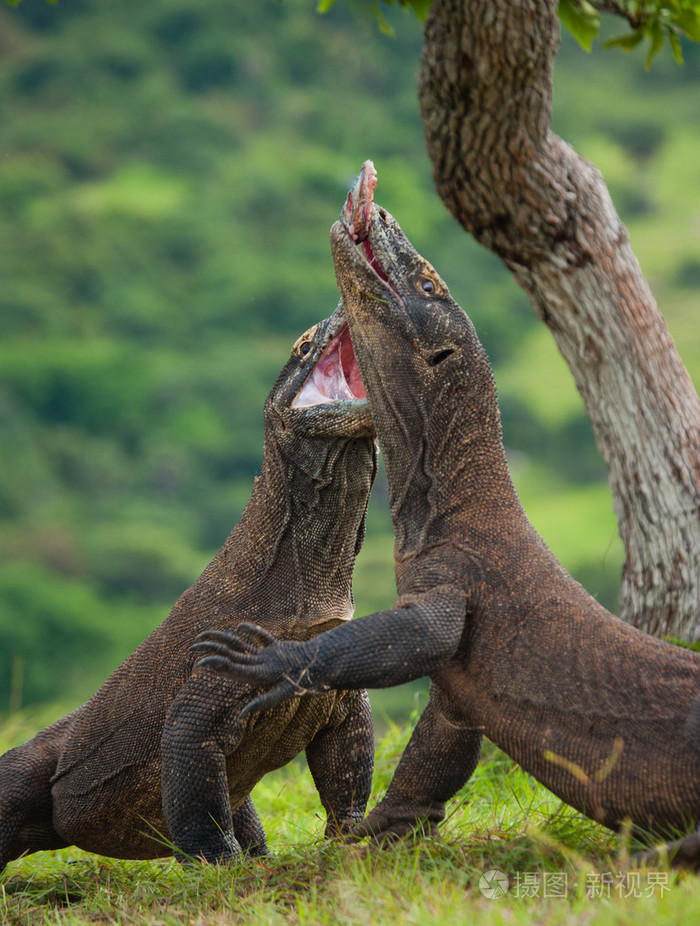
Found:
417,0 -> 700,640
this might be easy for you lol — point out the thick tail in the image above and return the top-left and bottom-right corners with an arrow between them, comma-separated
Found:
631,828 -> 700,872
0,714 -> 75,872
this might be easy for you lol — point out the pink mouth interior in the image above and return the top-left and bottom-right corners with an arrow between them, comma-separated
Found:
361,238 -> 391,286
292,324 -> 366,408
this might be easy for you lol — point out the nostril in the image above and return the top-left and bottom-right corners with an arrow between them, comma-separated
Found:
428,349 -> 455,366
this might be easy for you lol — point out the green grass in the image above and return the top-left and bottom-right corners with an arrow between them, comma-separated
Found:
2,712 -> 698,925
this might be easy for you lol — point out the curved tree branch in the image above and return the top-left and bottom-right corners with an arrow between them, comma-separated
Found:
418,0 -> 700,638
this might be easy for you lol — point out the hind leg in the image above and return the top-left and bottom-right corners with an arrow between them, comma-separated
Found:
0,713 -> 76,871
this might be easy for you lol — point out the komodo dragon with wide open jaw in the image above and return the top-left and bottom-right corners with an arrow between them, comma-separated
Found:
0,301 -> 376,872
195,162 -> 700,868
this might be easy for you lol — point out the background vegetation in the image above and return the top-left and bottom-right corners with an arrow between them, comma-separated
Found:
0,0 -> 698,722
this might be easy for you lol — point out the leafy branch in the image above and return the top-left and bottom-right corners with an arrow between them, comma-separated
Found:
547,0 -> 700,65
318,0 -> 700,64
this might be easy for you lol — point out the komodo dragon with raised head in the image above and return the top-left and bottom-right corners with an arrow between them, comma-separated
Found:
0,300 -> 376,871
196,162 -> 700,866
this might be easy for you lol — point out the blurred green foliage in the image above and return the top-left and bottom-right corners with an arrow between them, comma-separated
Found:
0,0 -> 698,716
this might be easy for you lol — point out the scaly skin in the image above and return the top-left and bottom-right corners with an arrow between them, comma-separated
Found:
0,302 -> 376,869
197,185 -> 700,866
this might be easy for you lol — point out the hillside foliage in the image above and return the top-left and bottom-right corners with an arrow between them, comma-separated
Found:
0,0 -> 699,713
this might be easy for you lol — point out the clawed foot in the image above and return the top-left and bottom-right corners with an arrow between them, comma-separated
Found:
191,624 -> 326,716
192,624 -> 277,670
348,806 -> 440,846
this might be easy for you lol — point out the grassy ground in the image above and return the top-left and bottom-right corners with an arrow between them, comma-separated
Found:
1,710 -> 698,925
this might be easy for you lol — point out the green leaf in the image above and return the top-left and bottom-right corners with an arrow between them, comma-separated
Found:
602,30 -> 646,51
373,3 -> 395,36
558,0 -> 600,53
673,9 -> 700,42
407,0 -> 433,21
318,0 -> 416,33
645,18 -> 666,69
669,29 -> 684,63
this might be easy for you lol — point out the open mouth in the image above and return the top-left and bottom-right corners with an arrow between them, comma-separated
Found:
341,160 -> 392,287
292,323 -> 366,408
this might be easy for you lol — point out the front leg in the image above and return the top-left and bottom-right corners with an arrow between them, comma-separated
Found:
305,689 -> 374,837
192,585 -> 468,715
357,686 -> 482,841
161,672 -> 247,863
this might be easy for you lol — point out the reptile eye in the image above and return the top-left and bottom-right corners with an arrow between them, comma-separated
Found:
420,278 -> 435,294
292,324 -> 319,356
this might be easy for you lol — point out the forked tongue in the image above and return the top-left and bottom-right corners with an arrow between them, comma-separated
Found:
342,160 -> 377,244
341,160 -> 390,285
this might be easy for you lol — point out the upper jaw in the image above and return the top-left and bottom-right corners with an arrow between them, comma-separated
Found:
330,210 -> 401,302
334,160 -> 412,299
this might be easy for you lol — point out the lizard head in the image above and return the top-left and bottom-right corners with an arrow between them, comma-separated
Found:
264,299 -> 375,442
330,162 -> 499,441
329,162 -> 506,549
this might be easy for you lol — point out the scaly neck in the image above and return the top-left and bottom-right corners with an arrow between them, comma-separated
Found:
218,431 -> 376,638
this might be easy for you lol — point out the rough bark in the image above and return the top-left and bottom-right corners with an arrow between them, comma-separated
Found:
417,0 -> 700,640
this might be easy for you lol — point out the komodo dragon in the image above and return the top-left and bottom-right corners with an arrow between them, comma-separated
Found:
0,300 -> 376,871
195,162 -> 700,866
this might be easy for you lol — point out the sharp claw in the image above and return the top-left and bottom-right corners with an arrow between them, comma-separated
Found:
194,629 -> 235,645
190,639 -> 219,654
193,627 -> 273,656
194,646 -> 262,667
239,697 -> 265,719
240,679 -> 299,717
192,638 -> 259,658
195,654 -> 235,674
